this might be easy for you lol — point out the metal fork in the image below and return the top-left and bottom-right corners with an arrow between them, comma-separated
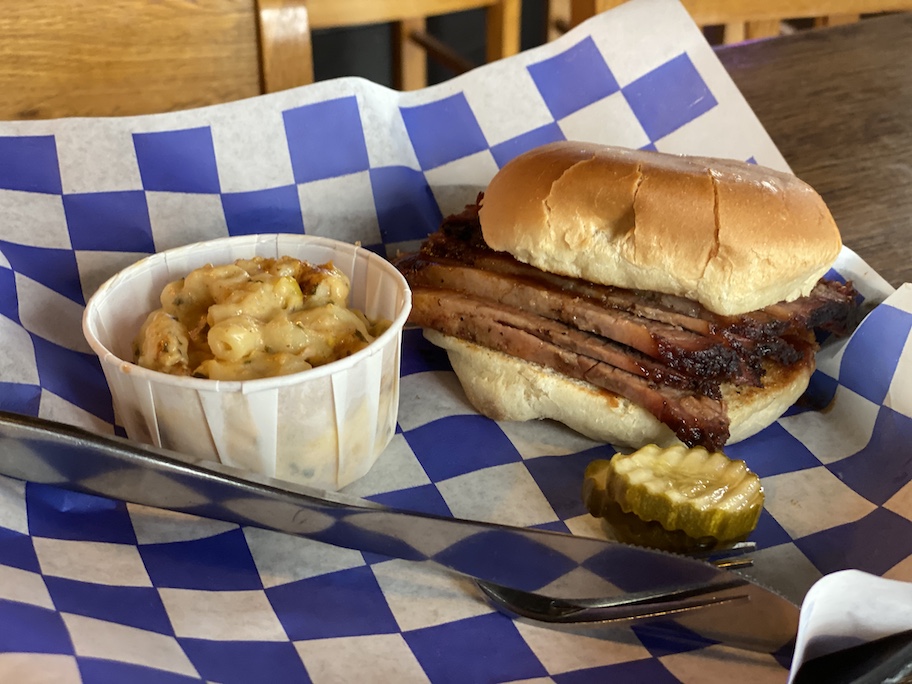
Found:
475,574 -> 752,624
473,542 -> 800,654
475,542 -> 756,624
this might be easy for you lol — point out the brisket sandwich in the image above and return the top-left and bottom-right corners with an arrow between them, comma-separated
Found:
396,142 -> 860,451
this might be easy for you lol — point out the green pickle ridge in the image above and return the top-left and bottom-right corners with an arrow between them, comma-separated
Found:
583,444 -> 764,552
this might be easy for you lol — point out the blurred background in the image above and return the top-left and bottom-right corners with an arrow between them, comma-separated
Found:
312,0 -> 547,87
309,1 -> 879,88
1,0 -> 902,120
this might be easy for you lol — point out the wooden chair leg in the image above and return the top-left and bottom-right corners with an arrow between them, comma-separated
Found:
815,14 -> 861,27
487,0 -> 522,62
722,22 -> 747,44
256,0 -> 314,92
392,17 -> 426,91
548,0 -> 571,39
570,0 -> 625,27
745,20 -> 781,40
410,30 -> 475,76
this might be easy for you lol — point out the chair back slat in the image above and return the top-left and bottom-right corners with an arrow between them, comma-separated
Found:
0,0 -> 523,119
0,0 -> 265,119
558,0 -> 912,45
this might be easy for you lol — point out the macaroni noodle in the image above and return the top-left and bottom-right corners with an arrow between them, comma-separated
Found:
133,256 -> 390,380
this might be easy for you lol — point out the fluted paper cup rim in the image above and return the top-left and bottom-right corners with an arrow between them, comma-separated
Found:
82,232 -> 412,393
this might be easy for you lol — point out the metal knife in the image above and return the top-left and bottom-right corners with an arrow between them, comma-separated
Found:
0,410 -> 799,653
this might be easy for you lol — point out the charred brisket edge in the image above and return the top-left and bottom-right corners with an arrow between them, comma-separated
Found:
401,202 -> 861,450
401,253 -> 753,385
404,275 -> 723,398
410,289 -> 730,451
429,205 -> 856,360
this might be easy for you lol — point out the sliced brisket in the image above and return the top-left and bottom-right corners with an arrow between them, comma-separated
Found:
398,201 -> 860,451
398,254 -> 749,384
412,289 -> 731,450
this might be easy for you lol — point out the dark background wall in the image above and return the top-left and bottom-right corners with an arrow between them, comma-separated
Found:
311,1 -> 549,88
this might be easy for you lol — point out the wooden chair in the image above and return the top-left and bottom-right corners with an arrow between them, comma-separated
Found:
0,0 -> 521,120
271,0 -> 522,92
548,0 -> 912,44
0,1 -> 298,120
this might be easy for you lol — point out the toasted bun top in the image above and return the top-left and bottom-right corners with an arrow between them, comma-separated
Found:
478,142 -> 842,316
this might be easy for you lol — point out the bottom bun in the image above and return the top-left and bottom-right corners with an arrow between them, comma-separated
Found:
424,329 -> 814,448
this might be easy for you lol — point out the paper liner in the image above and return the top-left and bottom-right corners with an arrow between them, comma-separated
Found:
0,0 -> 908,680
82,234 -> 412,490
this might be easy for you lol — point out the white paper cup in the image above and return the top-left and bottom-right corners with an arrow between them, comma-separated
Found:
82,234 -> 412,491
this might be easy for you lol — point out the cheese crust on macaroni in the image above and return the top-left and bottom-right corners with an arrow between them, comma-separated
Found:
133,256 -> 390,380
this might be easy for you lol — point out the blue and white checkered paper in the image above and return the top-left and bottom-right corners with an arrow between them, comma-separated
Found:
0,0 -> 909,681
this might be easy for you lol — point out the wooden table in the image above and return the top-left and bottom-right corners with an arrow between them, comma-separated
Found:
717,13 -> 912,289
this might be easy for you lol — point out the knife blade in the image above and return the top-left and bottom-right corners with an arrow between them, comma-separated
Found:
0,410 -> 799,653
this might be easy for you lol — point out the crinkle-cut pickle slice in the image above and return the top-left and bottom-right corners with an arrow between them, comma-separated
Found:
583,444 -> 764,550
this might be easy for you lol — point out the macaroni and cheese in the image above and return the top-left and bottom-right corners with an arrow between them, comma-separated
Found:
133,256 -> 390,380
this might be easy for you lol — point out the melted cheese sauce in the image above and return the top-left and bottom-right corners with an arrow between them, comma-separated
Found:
133,256 -> 390,380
